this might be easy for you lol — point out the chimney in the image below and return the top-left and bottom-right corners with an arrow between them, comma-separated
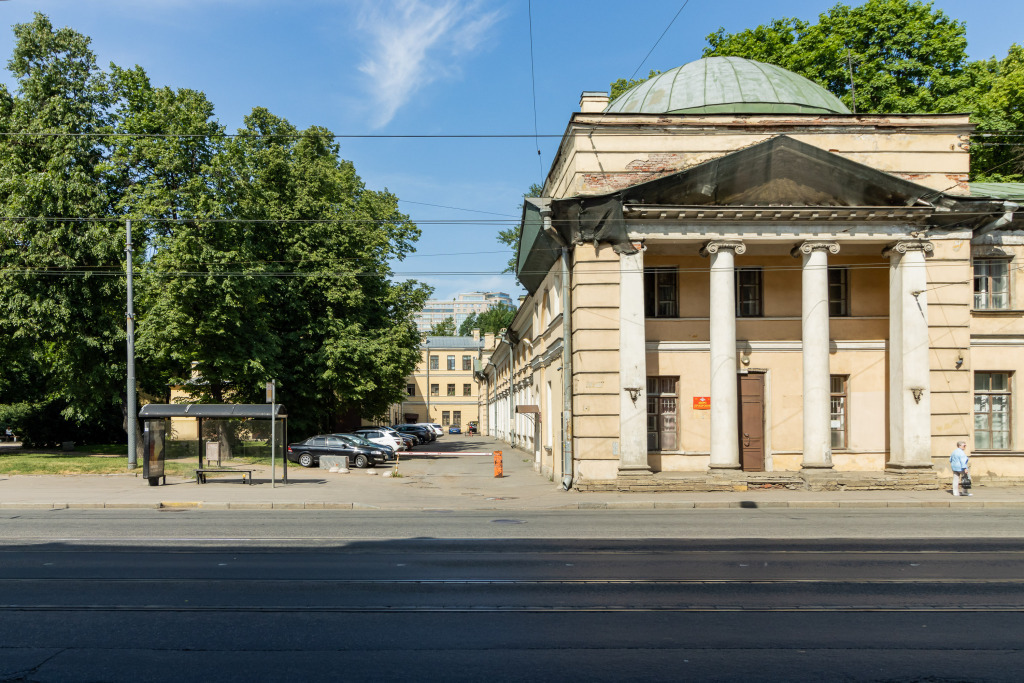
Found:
579,91 -> 610,113
472,328 -> 480,342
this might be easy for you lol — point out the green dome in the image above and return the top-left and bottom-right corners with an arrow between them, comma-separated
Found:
605,56 -> 851,115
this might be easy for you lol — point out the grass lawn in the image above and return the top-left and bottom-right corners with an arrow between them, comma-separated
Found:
0,451 -> 196,477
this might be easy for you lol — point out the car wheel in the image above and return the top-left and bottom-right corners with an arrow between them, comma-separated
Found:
353,454 -> 368,469
298,453 -> 314,468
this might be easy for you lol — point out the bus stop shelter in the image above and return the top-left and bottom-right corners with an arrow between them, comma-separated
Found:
138,403 -> 288,486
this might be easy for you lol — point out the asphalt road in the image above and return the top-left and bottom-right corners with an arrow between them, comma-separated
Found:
2,509 -> 1024,682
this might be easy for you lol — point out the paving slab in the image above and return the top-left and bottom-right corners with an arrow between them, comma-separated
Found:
1,436 -> 1023,511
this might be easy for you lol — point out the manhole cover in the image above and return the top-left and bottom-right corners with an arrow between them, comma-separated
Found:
491,519 -> 526,524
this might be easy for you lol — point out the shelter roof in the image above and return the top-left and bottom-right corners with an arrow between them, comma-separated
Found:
138,404 -> 287,419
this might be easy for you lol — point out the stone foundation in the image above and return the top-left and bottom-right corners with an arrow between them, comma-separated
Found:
575,469 -> 944,493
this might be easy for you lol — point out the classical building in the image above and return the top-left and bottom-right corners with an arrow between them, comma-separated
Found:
415,291 -> 514,334
481,56 -> 1023,491
389,334 -> 484,428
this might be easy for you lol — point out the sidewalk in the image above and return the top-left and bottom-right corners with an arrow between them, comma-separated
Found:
1,437 -> 1021,510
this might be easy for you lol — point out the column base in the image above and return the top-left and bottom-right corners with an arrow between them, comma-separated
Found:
708,464 -> 741,470
801,463 -> 835,470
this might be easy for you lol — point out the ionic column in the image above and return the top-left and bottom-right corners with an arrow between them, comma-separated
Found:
619,246 -> 650,473
792,241 -> 840,469
883,240 -> 934,469
700,239 -> 745,469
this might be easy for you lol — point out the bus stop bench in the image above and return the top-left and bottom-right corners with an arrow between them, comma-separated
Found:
195,468 -> 254,485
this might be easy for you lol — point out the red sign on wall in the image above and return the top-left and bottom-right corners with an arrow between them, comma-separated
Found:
693,396 -> 711,410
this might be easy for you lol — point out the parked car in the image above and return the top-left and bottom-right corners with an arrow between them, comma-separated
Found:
352,428 -> 405,452
394,432 -> 416,449
287,434 -> 393,469
448,425 -> 461,434
394,424 -> 434,443
413,423 -> 443,438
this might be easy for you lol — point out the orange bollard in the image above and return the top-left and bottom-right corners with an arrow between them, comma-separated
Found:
494,451 -> 503,478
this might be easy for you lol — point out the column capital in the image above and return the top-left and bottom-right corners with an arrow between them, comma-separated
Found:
882,240 -> 934,259
700,239 -> 746,258
791,240 -> 840,258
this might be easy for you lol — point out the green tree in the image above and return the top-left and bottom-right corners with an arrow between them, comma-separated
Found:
474,304 -> 516,335
0,14 -> 125,444
962,45 -> 1024,181
457,312 -> 478,336
138,108 -> 429,435
703,0 -> 970,114
428,316 -> 457,336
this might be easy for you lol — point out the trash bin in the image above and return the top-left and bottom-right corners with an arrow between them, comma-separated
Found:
142,420 -> 166,486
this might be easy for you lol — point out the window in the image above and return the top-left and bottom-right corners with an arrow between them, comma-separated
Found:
463,384 -> 472,396
453,411 -> 461,426
736,268 -> 763,317
975,372 -> 1011,449
974,259 -> 1010,310
463,355 -> 472,371
644,268 -> 678,318
429,355 -> 438,370
430,384 -> 439,397
830,375 -> 849,449
646,377 -> 678,451
447,355 -> 456,370
447,383 -> 456,396
407,383 -> 415,396
442,411 -> 450,426
829,268 -> 850,317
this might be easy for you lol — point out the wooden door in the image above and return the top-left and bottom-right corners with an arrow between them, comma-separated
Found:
738,373 -> 765,472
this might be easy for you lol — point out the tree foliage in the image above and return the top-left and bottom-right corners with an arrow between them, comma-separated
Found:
0,14 -> 430,443
611,0 -> 1023,180
0,14 -> 125,444
428,317 -> 457,336
459,304 -> 516,336
704,1 -> 971,115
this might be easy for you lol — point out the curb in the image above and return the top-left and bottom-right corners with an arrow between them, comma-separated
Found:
2,500 -> 1024,510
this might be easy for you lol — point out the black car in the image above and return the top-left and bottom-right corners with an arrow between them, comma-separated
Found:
287,434 -> 393,469
392,424 -> 434,444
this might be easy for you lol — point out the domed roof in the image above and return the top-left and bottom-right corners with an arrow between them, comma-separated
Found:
605,56 -> 851,115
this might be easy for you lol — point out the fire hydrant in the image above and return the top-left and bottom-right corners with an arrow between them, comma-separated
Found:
494,451 -> 503,478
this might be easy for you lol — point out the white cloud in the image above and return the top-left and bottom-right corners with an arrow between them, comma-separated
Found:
357,0 -> 502,128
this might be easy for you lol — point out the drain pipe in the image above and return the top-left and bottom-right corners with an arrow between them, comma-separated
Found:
542,208 -> 574,490
975,201 -> 1019,237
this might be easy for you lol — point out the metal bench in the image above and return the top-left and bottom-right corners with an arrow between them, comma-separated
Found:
195,468 -> 254,485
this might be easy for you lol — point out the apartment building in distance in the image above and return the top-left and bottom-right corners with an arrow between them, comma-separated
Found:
415,291 -> 514,334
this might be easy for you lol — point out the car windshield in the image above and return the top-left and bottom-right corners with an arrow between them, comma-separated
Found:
336,433 -> 374,447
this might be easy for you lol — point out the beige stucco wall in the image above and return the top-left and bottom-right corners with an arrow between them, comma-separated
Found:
389,343 -> 481,427
545,113 -> 972,200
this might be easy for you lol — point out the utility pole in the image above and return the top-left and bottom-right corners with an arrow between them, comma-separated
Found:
424,339 -> 431,422
267,379 -> 276,487
126,219 -> 138,469
846,48 -> 858,114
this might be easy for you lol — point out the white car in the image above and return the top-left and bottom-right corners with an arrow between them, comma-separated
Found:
352,428 -> 405,452
418,423 -> 444,438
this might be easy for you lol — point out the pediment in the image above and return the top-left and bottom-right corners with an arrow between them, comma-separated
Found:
614,135 -> 940,208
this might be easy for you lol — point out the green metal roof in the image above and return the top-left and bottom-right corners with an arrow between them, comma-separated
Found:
605,56 -> 851,115
969,182 -> 1024,200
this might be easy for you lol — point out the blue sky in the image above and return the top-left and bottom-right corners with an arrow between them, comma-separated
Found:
1,0 -> 1021,301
